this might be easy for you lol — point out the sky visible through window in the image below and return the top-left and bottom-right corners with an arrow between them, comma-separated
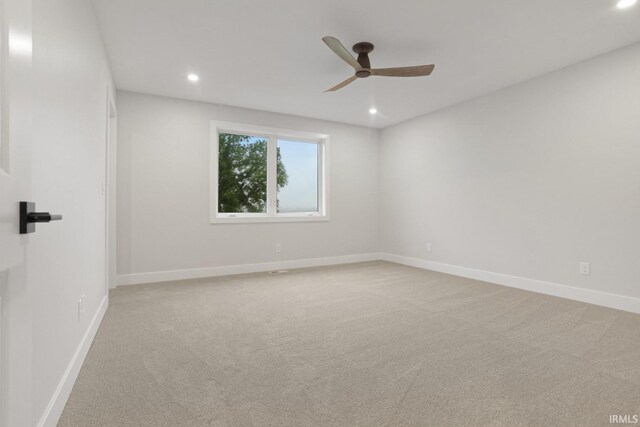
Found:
277,139 -> 318,213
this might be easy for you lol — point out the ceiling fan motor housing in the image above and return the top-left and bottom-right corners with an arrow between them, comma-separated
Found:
353,42 -> 374,77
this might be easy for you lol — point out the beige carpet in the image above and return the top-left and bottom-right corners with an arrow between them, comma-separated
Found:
59,261 -> 640,426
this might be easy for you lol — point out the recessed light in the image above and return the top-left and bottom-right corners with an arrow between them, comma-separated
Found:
369,108 -> 378,115
187,73 -> 199,82
617,0 -> 636,8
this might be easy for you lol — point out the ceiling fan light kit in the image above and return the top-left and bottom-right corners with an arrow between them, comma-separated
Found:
322,36 -> 435,92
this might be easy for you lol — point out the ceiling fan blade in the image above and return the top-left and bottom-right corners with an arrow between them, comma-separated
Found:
371,64 -> 435,77
324,75 -> 358,92
322,36 -> 362,70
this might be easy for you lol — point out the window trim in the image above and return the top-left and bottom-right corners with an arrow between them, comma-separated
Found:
210,121 -> 329,224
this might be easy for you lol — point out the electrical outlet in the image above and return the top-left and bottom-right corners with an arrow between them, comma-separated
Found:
426,243 -> 432,253
275,243 -> 282,253
580,262 -> 591,276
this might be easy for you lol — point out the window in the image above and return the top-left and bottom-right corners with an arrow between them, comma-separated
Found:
211,122 -> 328,223
217,133 -> 268,214
277,139 -> 318,213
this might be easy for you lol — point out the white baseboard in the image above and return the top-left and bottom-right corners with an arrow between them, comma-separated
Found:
380,253 -> 640,315
117,253 -> 381,286
117,251 -> 640,314
37,294 -> 109,427
30,253 -> 639,426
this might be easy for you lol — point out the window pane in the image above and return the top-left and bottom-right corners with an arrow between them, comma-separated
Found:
218,133 -> 268,213
277,139 -> 318,213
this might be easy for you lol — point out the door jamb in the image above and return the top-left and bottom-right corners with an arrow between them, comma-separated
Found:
105,87 -> 117,293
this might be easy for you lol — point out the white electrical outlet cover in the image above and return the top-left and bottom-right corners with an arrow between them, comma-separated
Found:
580,262 -> 591,275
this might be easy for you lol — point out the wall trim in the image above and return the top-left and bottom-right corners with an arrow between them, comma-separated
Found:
117,253 -> 381,286
380,253 -> 640,315
37,295 -> 109,427
117,251 -> 640,314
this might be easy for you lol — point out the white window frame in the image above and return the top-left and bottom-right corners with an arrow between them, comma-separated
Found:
210,121 -> 329,224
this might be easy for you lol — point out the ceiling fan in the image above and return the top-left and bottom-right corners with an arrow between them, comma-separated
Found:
322,36 -> 435,92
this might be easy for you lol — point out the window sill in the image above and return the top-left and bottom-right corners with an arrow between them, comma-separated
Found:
210,214 -> 330,224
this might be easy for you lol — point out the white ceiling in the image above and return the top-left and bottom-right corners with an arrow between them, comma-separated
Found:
91,0 -> 640,128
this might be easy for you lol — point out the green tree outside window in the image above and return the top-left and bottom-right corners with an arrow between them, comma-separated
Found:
218,133 -> 288,213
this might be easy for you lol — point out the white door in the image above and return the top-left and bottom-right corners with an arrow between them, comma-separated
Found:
0,0 -> 34,425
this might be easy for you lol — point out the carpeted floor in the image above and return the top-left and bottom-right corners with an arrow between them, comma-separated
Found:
59,261 -> 640,426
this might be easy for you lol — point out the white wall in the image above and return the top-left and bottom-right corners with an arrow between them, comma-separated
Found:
116,91 -> 379,280
30,0 -> 114,424
380,43 -> 640,300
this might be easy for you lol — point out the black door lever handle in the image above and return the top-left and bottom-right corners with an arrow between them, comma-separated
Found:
20,202 -> 63,234
27,212 -> 63,223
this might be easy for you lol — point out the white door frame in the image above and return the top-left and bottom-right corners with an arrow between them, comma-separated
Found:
105,87 -> 117,292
